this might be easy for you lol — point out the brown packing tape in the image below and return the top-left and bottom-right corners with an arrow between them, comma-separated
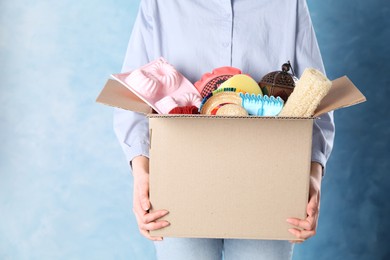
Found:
96,79 -> 153,114
313,76 -> 367,117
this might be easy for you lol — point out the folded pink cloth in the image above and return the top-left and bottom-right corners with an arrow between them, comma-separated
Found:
112,57 -> 202,114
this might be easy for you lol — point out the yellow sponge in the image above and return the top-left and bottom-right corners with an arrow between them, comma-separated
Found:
279,68 -> 331,117
218,74 -> 262,95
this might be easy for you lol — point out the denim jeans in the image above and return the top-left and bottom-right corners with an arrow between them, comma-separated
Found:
154,238 -> 294,260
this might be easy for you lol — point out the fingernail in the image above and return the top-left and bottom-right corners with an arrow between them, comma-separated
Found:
286,219 -> 293,224
162,222 -> 170,227
288,228 -> 295,234
142,202 -> 150,211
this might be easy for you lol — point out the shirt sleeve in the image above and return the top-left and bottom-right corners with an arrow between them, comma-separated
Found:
294,0 -> 335,172
113,0 -> 154,165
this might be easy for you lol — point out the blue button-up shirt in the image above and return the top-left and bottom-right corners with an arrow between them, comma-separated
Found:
114,0 -> 335,169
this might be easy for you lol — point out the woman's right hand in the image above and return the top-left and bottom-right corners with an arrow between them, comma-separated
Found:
132,156 -> 170,241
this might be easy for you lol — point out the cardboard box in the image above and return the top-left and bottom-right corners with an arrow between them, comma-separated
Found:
97,76 -> 366,240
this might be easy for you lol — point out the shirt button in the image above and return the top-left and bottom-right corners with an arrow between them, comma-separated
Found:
222,42 -> 230,48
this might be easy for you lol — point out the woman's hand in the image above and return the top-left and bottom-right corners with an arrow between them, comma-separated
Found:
132,156 -> 170,241
286,162 -> 322,243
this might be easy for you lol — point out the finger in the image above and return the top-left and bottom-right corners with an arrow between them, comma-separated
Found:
133,205 -> 148,227
307,204 -> 318,217
137,180 -> 151,211
289,240 -> 303,244
286,218 -> 315,231
307,194 -> 319,217
140,220 -> 170,231
133,205 -> 170,235
139,229 -> 163,241
133,200 -> 147,220
140,210 -> 169,224
133,207 -> 169,226
135,212 -> 169,240
288,228 -> 316,240
306,200 -> 319,229
134,209 -> 170,229
132,207 -> 145,229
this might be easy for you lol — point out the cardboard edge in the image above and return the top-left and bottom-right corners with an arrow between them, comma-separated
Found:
147,114 -> 317,120
111,74 -> 164,114
313,76 -> 367,117
96,79 -> 153,114
149,233 -> 304,241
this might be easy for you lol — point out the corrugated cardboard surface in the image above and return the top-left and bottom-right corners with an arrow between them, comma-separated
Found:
95,74 -> 366,240
149,116 -> 313,240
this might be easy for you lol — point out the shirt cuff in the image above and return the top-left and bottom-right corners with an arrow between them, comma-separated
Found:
311,150 -> 327,176
120,138 -> 150,167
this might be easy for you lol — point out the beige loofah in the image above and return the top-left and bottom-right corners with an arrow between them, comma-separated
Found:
279,68 -> 332,117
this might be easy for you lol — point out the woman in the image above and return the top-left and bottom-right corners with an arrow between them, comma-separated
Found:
114,0 -> 334,259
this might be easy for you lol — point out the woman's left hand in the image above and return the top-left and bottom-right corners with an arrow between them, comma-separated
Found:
286,162 -> 323,243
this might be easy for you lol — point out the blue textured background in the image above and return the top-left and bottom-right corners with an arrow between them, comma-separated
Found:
0,0 -> 389,259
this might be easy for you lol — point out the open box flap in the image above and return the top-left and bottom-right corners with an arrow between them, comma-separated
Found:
96,76 -> 366,116
313,76 -> 366,117
96,79 -> 153,114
